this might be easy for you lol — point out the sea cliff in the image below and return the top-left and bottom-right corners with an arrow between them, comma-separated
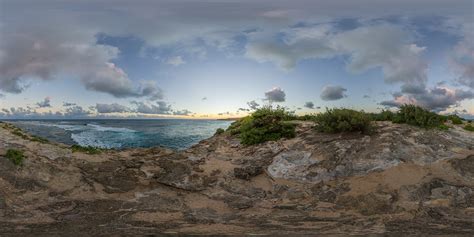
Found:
0,121 -> 473,235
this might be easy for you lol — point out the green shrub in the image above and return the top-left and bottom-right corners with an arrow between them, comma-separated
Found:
214,128 -> 225,135
71,145 -> 102,154
5,149 -> 25,166
297,114 -> 317,121
448,115 -> 463,125
464,124 -> 474,132
314,108 -> 372,133
392,105 -> 444,128
230,106 -> 296,145
372,110 -> 395,121
437,124 -> 450,131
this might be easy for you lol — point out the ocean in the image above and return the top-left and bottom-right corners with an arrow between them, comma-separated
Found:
8,119 -> 232,150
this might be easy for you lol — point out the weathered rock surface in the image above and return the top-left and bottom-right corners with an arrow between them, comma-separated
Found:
0,121 -> 473,235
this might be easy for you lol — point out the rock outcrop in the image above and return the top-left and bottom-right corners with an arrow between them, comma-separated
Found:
0,121 -> 473,235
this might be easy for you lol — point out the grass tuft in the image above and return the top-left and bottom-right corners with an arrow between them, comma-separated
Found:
464,124 -> 474,132
5,149 -> 25,166
71,145 -> 103,154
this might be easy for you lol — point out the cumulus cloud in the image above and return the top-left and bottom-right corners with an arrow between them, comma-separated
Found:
0,105 -> 91,118
264,87 -> 286,102
166,56 -> 186,66
63,105 -> 92,117
304,101 -> 315,109
173,109 -> 192,116
36,97 -> 51,108
380,86 -> 474,112
247,100 -> 260,110
96,103 -> 130,113
0,22 -> 163,100
321,85 -> 347,101
132,101 -> 172,114
246,24 -> 427,91
449,24 -> 474,88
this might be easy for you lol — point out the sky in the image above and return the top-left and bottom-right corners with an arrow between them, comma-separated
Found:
0,0 -> 473,119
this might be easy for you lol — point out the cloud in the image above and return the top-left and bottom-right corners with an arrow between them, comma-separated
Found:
0,105 -> 91,119
264,87 -> 286,102
0,22 -> 163,100
304,101 -> 315,109
449,24 -> 474,88
173,109 -> 192,116
332,25 -> 427,86
247,100 -> 260,110
166,56 -> 186,66
320,85 -> 347,101
63,102 -> 76,107
132,101 -> 173,114
63,105 -> 92,117
380,86 -> 474,112
96,103 -> 130,113
36,97 -> 51,108
246,24 -> 427,90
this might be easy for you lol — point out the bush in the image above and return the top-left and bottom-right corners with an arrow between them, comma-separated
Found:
392,105 -> 444,128
229,106 -> 296,145
314,108 -> 372,133
448,115 -> 463,125
438,124 -> 450,131
71,145 -> 102,154
297,114 -> 317,121
464,124 -> 474,132
372,110 -> 395,121
214,128 -> 225,135
5,149 -> 25,166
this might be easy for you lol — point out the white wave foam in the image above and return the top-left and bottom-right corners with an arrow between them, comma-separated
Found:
87,124 -> 136,133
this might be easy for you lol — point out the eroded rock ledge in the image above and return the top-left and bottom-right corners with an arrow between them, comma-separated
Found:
0,121 -> 473,235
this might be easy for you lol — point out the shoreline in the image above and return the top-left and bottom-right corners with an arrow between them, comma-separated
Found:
0,120 -> 473,235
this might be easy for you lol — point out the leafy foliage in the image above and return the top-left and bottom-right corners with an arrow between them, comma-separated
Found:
391,105 -> 445,128
296,114 -> 317,121
371,110 -> 395,121
228,106 -> 296,145
5,149 -> 25,166
314,108 -> 372,133
437,124 -> 451,131
71,145 -> 103,154
447,115 -> 463,125
214,128 -> 225,135
464,124 -> 474,132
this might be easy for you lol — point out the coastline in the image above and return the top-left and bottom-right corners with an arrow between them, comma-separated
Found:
0,120 -> 473,235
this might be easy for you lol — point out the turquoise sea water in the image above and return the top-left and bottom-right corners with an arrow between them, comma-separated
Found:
8,119 -> 232,150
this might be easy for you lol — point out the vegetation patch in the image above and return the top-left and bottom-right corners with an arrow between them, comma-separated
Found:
391,105 -> 445,128
30,135 -> 50,144
447,115 -> 463,125
214,128 -> 225,135
314,108 -> 372,134
227,106 -> 296,145
437,124 -> 451,131
5,149 -> 25,166
71,145 -> 103,155
371,110 -> 395,121
464,124 -> 474,132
